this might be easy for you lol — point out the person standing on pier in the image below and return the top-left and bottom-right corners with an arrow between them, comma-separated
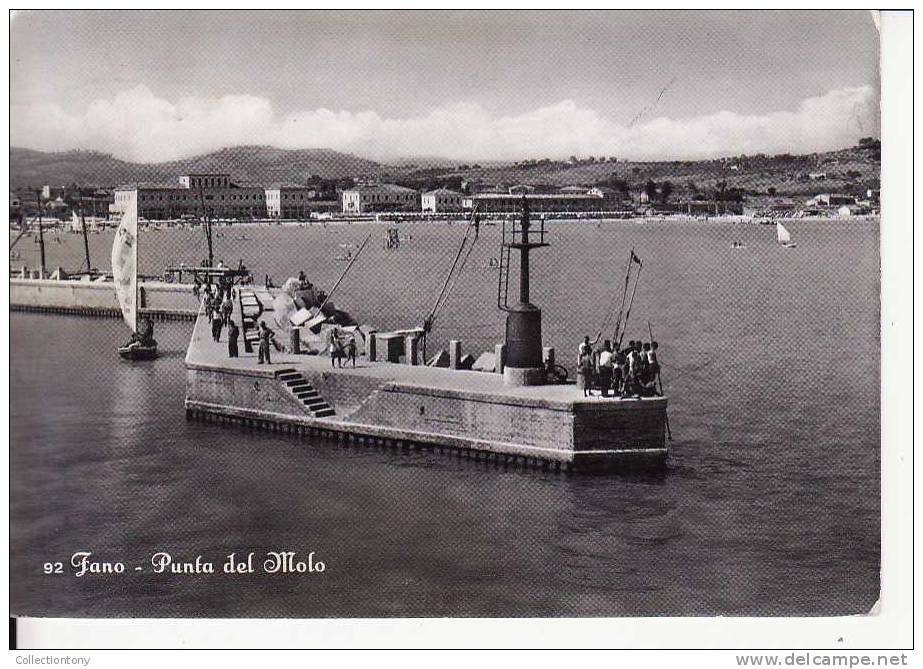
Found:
627,341 -> 644,397
227,320 -> 240,358
329,328 -> 344,368
257,321 -> 276,364
577,343 -> 594,397
577,335 -> 591,361
597,340 -> 614,398
211,307 -> 224,342
221,292 -> 233,325
346,336 -> 357,368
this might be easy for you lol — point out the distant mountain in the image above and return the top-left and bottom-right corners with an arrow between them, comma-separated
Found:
9,146 -> 385,188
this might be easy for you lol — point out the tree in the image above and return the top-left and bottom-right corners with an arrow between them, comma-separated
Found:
644,179 -> 658,201
767,186 -> 777,196
660,180 -> 673,204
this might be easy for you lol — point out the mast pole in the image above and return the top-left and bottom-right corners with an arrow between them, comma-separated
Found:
134,194 -> 140,332
610,249 -> 635,346
617,264 -> 642,351
316,232 -> 372,314
36,189 -> 46,276
80,197 -> 92,273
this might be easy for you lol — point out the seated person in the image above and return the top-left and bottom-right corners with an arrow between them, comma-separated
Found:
126,318 -> 157,348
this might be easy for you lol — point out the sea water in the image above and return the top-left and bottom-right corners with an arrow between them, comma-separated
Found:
10,218 -> 879,616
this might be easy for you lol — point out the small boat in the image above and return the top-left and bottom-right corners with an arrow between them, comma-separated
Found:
118,341 -> 158,360
777,222 -> 797,248
730,241 -> 746,249
111,196 -> 158,360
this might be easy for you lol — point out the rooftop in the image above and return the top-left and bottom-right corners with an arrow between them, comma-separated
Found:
346,183 -> 417,194
468,192 -> 603,200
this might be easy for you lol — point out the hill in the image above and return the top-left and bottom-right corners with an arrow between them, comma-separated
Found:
9,146 -> 385,189
391,144 -> 881,200
10,142 -> 880,201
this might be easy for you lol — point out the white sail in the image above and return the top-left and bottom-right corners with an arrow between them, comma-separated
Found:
777,222 -> 792,244
70,211 -> 81,233
111,194 -> 138,333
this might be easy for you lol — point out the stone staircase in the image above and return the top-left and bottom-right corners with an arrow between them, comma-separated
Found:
276,368 -> 336,418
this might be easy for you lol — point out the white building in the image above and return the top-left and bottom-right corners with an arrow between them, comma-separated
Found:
421,188 -> 464,213
805,193 -> 857,207
265,185 -> 318,218
341,184 -> 418,214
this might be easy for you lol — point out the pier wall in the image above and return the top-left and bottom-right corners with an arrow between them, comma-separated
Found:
10,278 -> 199,319
344,384 -> 576,459
573,402 -> 667,452
186,359 -> 668,468
186,366 -> 309,418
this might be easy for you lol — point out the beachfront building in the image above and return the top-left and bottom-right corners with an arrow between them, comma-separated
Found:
675,200 -> 745,216
805,193 -> 857,207
341,184 -> 418,214
461,192 -> 607,214
586,186 -> 621,200
113,181 -> 266,221
265,185 -> 319,219
421,188 -> 464,213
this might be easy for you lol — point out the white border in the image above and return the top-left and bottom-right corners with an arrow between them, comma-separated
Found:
7,8 -> 913,653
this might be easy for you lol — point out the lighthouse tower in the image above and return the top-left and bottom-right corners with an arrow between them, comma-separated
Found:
499,196 -> 549,386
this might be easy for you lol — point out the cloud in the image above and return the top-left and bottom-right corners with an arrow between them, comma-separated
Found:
11,84 -> 878,163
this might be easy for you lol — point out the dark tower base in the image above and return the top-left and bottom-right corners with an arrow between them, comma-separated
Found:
503,302 -> 545,386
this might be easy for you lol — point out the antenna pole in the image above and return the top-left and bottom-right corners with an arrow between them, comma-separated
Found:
198,187 -> 214,271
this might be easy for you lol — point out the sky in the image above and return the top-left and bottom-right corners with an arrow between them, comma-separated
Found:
10,10 -> 880,163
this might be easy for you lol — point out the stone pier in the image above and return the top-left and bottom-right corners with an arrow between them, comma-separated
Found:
184,313 -> 669,471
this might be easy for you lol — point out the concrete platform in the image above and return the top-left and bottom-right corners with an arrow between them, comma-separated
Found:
184,312 -> 669,471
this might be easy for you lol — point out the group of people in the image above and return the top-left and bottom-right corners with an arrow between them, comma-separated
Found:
203,287 -> 235,341
198,279 -> 281,363
577,336 -> 661,399
328,327 -> 357,368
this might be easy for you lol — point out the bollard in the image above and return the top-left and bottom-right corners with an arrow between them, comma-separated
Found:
543,346 -> 555,368
405,334 -> 420,366
290,327 -> 301,354
495,343 -> 506,374
449,340 -> 462,369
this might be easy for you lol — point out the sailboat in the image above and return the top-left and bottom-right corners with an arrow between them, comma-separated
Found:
112,198 -> 158,360
777,222 -> 797,248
